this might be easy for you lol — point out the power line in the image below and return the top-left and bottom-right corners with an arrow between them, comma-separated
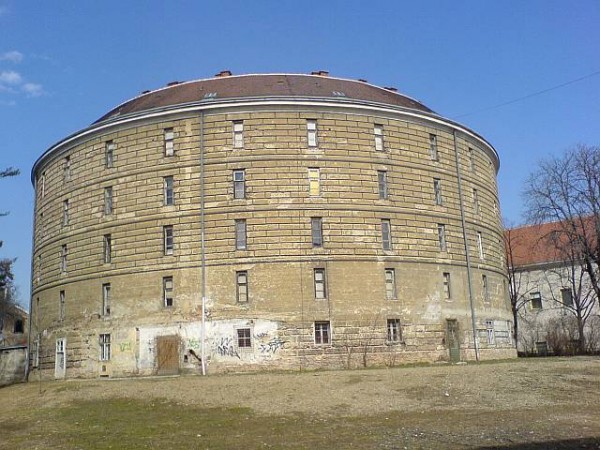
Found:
453,69 -> 600,119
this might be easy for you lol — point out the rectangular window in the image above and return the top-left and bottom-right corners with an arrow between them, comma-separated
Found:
482,274 -> 490,302
468,147 -> 475,172
64,156 -> 71,181
40,172 -> 46,198
99,333 -> 111,361
102,283 -> 111,316
60,244 -> 68,273
236,271 -> 248,303
235,219 -> 247,250
443,272 -> 451,299
233,169 -> 246,199
105,141 -> 115,168
387,319 -> 402,343
163,225 -> 174,255
311,217 -> 323,247
164,176 -> 174,206
62,200 -> 69,226
308,168 -> 320,196
381,219 -> 392,250
477,231 -> 484,259
314,268 -> 326,299
438,224 -> 447,251
377,170 -> 388,199
434,178 -> 443,205
374,125 -> 384,151
473,188 -> 479,214
164,128 -> 174,156
233,121 -> 244,148
103,234 -> 112,263
561,287 -> 573,307
530,292 -> 542,310
486,320 -> 495,345
385,268 -> 397,300
307,119 -> 318,147
59,290 -> 65,321
314,321 -> 331,345
430,134 -> 438,160
237,328 -> 252,348
163,276 -> 174,307
104,187 -> 113,215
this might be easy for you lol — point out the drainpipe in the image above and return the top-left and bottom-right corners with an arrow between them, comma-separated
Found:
200,111 -> 207,376
453,130 -> 480,361
25,177 -> 38,381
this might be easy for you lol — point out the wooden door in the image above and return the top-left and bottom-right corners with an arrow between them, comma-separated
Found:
156,335 -> 180,375
446,319 -> 460,363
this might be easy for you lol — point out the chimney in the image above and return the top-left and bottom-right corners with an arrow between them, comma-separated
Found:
215,70 -> 232,77
311,70 -> 329,77
384,87 -> 398,92
166,81 -> 180,87
358,78 -> 368,83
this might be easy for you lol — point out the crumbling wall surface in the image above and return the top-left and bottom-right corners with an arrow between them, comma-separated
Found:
0,345 -> 27,387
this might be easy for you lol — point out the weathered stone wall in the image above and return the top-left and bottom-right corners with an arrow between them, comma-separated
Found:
30,103 -> 515,379
0,345 -> 27,387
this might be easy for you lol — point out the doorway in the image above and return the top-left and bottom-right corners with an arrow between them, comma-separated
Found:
55,337 -> 66,379
446,319 -> 460,363
156,335 -> 180,375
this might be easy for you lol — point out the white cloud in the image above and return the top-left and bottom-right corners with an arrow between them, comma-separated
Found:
0,70 -> 22,85
22,82 -> 44,97
0,51 -> 23,63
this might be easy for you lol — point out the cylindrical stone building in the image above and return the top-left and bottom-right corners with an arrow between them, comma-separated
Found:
30,71 -> 515,379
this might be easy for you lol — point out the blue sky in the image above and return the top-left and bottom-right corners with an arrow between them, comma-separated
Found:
1,1 -> 599,307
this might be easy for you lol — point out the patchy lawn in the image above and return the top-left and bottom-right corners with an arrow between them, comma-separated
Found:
1,357 -> 600,449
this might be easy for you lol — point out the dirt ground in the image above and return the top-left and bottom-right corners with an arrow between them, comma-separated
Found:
1,357 -> 600,449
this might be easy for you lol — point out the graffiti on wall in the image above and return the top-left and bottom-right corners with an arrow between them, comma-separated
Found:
119,342 -> 132,352
213,336 -> 240,359
259,337 -> 286,355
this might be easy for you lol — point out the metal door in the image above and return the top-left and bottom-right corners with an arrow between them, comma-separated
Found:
446,320 -> 460,363
55,337 -> 66,379
156,335 -> 180,375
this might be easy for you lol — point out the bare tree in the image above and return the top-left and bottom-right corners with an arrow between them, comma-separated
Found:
523,144 -> 600,309
504,223 -> 531,343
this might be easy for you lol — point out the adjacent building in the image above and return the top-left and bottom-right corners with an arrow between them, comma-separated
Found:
30,71 -> 515,379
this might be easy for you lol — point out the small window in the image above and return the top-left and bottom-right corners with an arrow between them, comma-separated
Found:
443,272 -> 451,299
237,328 -> 252,348
314,321 -> 331,345
60,244 -> 68,273
164,176 -> 174,206
468,147 -> 475,172
561,288 -> 573,307
36,255 -> 42,283
374,125 -> 384,151
236,271 -> 248,303
163,225 -> 174,255
105,141 -> 115,168
164,128 -> 174,156
385,268 -> 397,300
235,219 -> 247,250
482,274 -> 490,302
103,234 -> 112,264
64,156 -> 71,181
40,172 -> 46,198
477,232 -> 484,259
387,319 -> 402,343
377,170 -> 388,199
307,120 -> 318,147
438,224 -> 447,251
308,168 -> 320,196
473,188 -> 479,214
381,219 -> 392,251
99,333 -> 111,361
104,187 -> 113,215
13,319 -> 24,334
62,200 -> 69,226
59,290 -> 65,321
314,268 -> 326,299
486,320 -> 495,345
429,134 -> 438,161
233,170 -> 246,199
233,121 -> 244,148
163,276 -> 174,307
102,283 -> 111,316
530,292 -> 542,310
433,179 -> 443,206
311,217 -> 323,247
